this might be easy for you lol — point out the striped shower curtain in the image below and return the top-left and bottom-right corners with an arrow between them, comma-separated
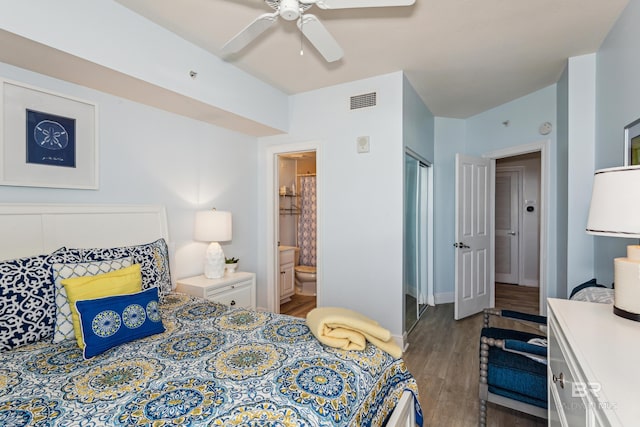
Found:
297,176 -> 317,266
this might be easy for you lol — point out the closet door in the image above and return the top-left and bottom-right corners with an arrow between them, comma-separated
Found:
404,152 -> 429,334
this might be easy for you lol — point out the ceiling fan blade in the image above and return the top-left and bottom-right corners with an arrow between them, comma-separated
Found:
221,12 -> 279,54
297,14 -> 343,62
302,0 -> 415,9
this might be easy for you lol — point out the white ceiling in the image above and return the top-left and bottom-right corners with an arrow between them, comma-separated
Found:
116,0 -> 628,118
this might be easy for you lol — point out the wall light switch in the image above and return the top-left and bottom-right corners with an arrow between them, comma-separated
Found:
357,136 -> 370,153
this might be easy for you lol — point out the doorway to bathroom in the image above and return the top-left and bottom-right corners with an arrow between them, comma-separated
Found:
278,150 -> 317,317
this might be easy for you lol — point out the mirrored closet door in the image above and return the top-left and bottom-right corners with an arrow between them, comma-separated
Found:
404,151 -> 430,333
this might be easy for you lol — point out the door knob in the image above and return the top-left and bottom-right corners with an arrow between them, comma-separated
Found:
453,242 -> 470,249
552,372 -> 564,389
508,231 -> 516,235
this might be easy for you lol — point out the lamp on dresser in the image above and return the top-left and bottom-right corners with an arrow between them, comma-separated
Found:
194,208 -> 232,279
586,165 -> 640,320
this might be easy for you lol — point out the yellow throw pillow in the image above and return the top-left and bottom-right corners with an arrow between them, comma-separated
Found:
62,264 -> 142,349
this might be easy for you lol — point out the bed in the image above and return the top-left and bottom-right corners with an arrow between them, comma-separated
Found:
569,278 -> 614,304
0,203 -> 421,427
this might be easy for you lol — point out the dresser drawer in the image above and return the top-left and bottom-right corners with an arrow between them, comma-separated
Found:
206,280 -> 253,309
548,315 -> 588,426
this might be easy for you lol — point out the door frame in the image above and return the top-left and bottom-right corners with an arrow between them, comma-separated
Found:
265,141 -> 323,313
485,140 -> 549,315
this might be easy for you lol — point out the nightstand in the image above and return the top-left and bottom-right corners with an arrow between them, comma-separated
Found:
175,272 -> 256,309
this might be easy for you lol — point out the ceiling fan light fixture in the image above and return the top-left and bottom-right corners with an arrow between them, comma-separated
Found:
279,0 -> 301,21
223,0 -> 414,62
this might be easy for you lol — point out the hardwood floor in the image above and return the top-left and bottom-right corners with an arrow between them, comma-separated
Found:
495,282 -> 540,315
280,293 -> 316,318
402,284 -> 545,427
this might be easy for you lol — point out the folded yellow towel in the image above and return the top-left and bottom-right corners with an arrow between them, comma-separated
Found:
306,307 -> 402,358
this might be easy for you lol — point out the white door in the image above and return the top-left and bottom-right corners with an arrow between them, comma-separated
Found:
495,170 -> 520,284
455,154 -> 492,320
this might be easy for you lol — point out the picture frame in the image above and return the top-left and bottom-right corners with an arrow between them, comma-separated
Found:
0,78 -> 98,189
624,117 -> 640,166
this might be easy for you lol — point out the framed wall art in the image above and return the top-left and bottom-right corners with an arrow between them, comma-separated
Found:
1,78 -> 98,189
624,117 -> 640,166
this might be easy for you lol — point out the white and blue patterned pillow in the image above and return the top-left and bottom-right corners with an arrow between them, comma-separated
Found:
51,257 -> 133,343
0,248 -> 82,351
75,287 -> 165,359
76,239 -> 172,298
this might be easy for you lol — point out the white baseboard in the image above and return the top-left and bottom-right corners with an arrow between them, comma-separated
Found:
519,280 -> 539,287
434,291 -> 454,304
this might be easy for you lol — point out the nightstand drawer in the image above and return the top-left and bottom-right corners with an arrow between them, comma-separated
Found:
208,282 -> 253,308
175,272 -> 256,310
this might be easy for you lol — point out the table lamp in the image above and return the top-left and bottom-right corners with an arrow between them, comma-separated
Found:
194,209 -> 232,279
586,165 -> 640,321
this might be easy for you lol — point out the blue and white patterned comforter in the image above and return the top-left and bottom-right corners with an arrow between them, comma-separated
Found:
0,293 -> 420,426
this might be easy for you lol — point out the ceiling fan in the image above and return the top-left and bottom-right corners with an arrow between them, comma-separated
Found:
221,0 -> 415,63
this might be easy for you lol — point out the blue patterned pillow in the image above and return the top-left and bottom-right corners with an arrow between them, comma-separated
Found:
75,287 -> 165,359
0,248 -> 82,351
77,239 -> 172,298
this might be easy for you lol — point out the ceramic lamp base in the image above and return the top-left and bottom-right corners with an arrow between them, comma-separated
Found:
204,242 -> 225,279
613,305 -> 640,321
613,248 -> 640,322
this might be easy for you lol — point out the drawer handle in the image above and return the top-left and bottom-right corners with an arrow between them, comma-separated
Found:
552,372 -> 564,389
230,300 -> 236,306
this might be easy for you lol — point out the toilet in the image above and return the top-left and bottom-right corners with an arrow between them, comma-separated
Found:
294,265 -> 317,296
294,248 -> 316,296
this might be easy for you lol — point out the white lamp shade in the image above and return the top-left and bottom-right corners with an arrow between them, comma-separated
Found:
586,165 -> 640,238
194,210 -> 232,242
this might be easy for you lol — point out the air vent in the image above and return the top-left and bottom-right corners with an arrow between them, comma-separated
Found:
350,92 -> 377,110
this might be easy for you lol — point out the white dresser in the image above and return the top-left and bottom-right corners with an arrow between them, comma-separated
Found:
548,298 -> 640,426
176,272 -> 256,309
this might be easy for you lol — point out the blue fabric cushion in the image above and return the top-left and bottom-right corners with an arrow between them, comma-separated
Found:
76,238 -> 172,298
0,248 -> 82,350
482,327 -> 548,409
75,287 -> 165,359
503,339 -> 547,357
501,310 -> 546,325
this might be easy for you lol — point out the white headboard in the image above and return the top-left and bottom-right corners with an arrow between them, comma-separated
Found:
0,204 -> 169,261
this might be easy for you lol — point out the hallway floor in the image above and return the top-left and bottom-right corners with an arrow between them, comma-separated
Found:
402,282 -> 544,426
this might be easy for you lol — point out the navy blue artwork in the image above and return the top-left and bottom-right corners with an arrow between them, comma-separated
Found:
26,109 -> 76,167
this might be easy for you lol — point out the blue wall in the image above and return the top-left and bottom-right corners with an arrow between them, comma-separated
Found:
433,85 -> 558,302
403,75 -> 435,162
594,1 -> 640,284
433,118 -> 465,302
465,86 -> 557,157
556,66 -> 569,297
431,0 -> 639,298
